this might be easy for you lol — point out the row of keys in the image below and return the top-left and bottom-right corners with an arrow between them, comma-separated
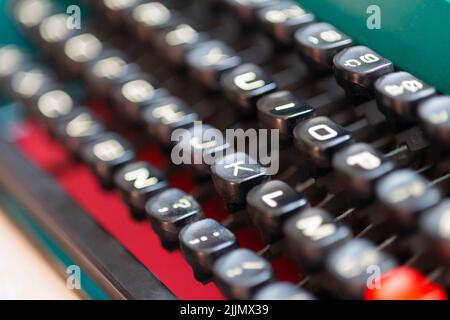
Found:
72,0 -> 450,157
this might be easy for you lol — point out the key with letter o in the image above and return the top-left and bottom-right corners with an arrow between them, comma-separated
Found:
293,116 -> 353,169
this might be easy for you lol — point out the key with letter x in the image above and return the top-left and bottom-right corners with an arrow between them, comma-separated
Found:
211,152 -> 270,212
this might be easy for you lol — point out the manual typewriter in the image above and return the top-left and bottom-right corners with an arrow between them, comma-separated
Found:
0,0 -> 450,300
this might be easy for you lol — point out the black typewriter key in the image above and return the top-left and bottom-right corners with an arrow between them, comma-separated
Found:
186,40 -> 242,91
130,2 -> 175,42
141,96 -> 199,147
113,76 -> 168,122
418,96 -> 450,146
293,116 -> 353,169
81,132 -> 135,188
37,13 -> 77,54
114,161 -> 169,219
333,46 -> 394,99
13,0 -> 54,40
375,71 -> 436,121
333,143 -> 395,200
176,124 -> 231,176
62,33 -> 104,76
220,63 -> 277,115
284,208 -> 352,272
213,248 -> 274,299
155,23 -> 209,65
84,51 -> 141,97
295,22 -> 353,70
257,90 -> 315,139
35,89 -> 76,132
324,239 -> 397,299
247,180 -> 309,243
254,282 -> 316,300
179,218 -> 238,281
211,152 -> 270,212
0,46 -> 30,88
420,199 -> 450,264
225,0 -> 279,24
145,188 -> 204,249
256,1 -> 315,45
9,66 -> 56,110
100,0 -> 142,25
55,107 -> 105,156
376,170 -> 442,231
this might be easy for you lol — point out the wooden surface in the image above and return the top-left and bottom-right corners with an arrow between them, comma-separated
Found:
0,209 -> 82,300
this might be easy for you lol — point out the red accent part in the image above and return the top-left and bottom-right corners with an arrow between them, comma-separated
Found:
364,266 -> 448,300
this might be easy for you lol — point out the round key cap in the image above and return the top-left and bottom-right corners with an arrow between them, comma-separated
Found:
84,50 -> 141,97
375,71 -> 436,121
295,22 -> 352,70
35,88 -> 76,133
179,218 -> 238,281
212,248 -> 274,299
376,170 -> 442,231
141,96 -> 199,147
257,90 -> 315,139
115,161 -> 169,219
174,124 -> 231,176
13,0 -> 54,40
155,22 -> 209,65
284,208 -> 352,272
100,0 -> 142,25
333,143 -> 395,201
211,152 -> 270,212
62,33 -> 104,76
54,107 -> 105,157
130,2 -> 175,42
37,13 -> 78,55
254,282 -> 316,300
0,46 -> 30,88
186,40 -> 242,91
418,96 -> 450,146
364,267 -> 447,300
293,116 -> 353,169
220,63 -> 278,115
256,1 -> 315,45
324,239 -> 397,299
113,75 -> 169,122
9,65 -> 57,111
247,180 -> 309,243
81,132 -> 135,189
333,46 -> 394,100
146,188 -> 204,250
420,199 -> 450,264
